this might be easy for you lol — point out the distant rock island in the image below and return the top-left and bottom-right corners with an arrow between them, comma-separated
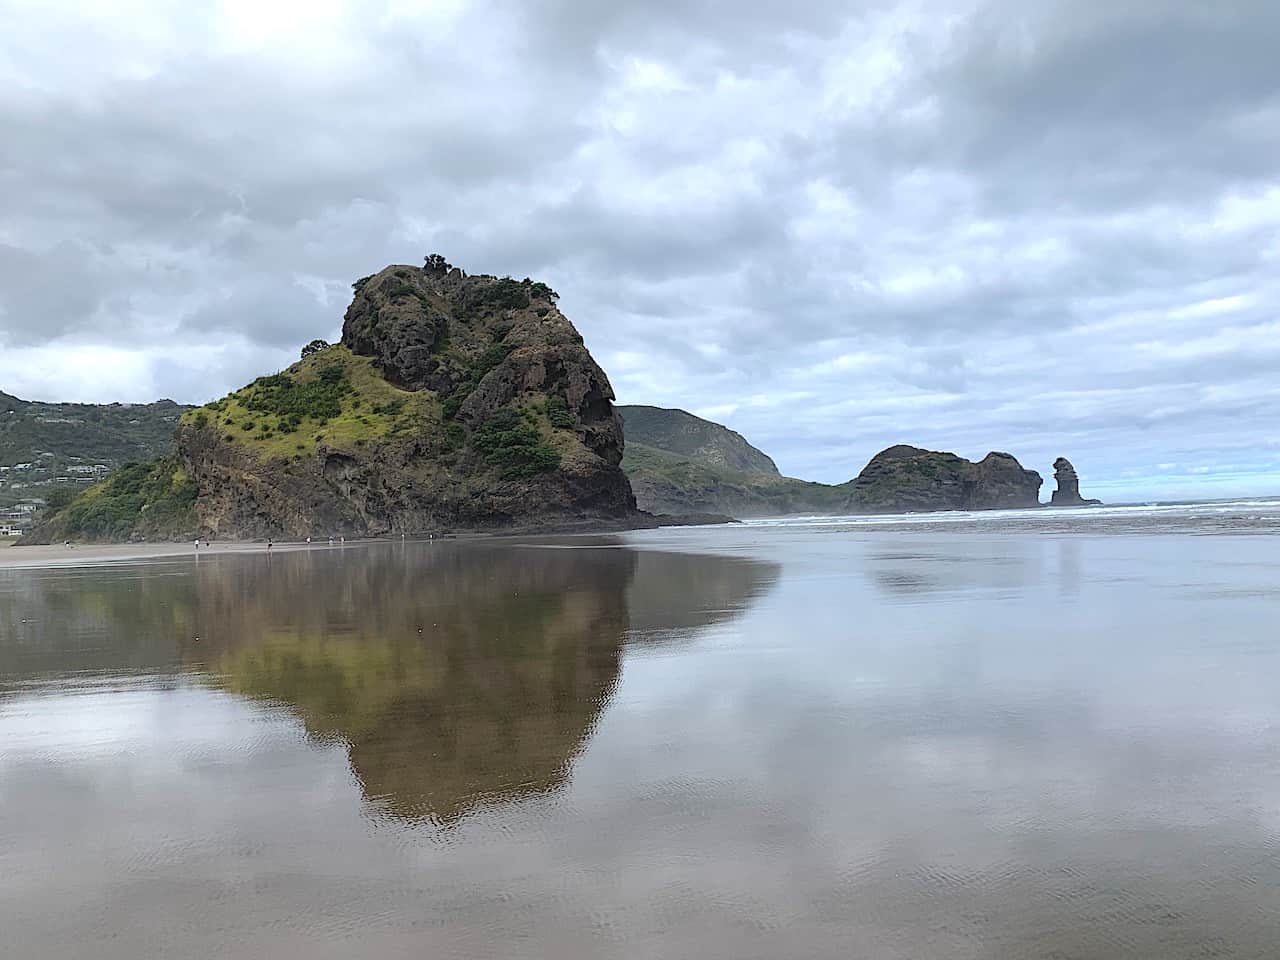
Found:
843,444 -> 1043,513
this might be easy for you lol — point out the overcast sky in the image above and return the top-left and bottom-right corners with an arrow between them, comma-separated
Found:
2,0 -> 1278,498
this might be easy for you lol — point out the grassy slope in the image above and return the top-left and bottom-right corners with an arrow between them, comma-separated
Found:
30,341 -> 579,541
23,456 -> 198,542
181,345 -> 435,459
623,442 -> 848,516
617,405 -> 779,476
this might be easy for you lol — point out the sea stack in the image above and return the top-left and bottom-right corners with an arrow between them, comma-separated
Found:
1049,457 -> 1102,506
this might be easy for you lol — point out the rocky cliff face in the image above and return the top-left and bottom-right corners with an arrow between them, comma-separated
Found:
182,262 -> 635,538
1049,457 -> 1102,506
844,445 -> 1043,513
29,259 -> 638,541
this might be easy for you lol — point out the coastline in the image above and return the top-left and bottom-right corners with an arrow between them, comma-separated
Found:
0,539 -> 313,569
0,511 -> 736,569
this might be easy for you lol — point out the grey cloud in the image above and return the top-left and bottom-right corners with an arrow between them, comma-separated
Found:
0,0 -> 1277,497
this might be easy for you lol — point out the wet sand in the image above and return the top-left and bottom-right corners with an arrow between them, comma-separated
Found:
0,539 -> 359,568
3,507 -> 1280,958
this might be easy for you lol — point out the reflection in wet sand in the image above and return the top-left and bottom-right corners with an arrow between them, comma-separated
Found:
10,523 -> 1279,958
1,540 -> 778,824
197,544 -> 636,822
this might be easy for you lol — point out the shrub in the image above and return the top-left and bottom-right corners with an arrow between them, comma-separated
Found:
241,364 -> 351,422
458,277 -> 530,318
300,339 -> 329,359
545,396 -> 574,429
444,423 -> 465,452
241,420 -> 256,431
471,408 -> 561,480
442,394 -> 465,420
55,459 -> 196,541
44,485 -> 80,511
372,398 -> 406,417
472,342 -> 514,380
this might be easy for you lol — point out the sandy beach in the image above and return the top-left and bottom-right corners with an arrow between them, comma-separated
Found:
0,538 -> 358,568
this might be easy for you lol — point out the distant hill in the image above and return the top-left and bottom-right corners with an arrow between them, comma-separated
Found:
618,405 -> 849,517
0,391 -> 189,505
617,405 -> 779,476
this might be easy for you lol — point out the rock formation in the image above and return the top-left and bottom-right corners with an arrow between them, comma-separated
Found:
844,445 -> 1043,513
27,258 -> 641,541
1049,457 -> 1102,506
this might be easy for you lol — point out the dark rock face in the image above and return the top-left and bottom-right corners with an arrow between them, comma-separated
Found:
172,261 -> 637,539
1049,457 -> 1102,506
844,445 -> 1043,513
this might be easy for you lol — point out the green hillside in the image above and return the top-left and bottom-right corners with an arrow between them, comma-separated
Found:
618,405 -> 779,476
0,390 -> 189,508
617,406 -> 850,517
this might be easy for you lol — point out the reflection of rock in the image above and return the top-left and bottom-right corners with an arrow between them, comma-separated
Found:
186,541 -> 776,822
1,541 -> 776,821
1050,457 -> 1102,506
0,567 -> 200,682
625,550 -> 777,639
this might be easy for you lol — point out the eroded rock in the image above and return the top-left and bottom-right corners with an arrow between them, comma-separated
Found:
1049,457 -> 1102,506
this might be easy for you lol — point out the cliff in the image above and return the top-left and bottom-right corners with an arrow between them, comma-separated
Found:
844,445 -> 1043,513
26,258 -> 638,542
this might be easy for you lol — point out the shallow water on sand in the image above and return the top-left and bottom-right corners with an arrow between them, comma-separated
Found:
2,514 -> 1280,959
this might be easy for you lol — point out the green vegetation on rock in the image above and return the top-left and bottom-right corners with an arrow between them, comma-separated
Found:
24,456 -> 197,542
473,408 -> 561,480
180,345 -> 429,460
31,260 -> 635,541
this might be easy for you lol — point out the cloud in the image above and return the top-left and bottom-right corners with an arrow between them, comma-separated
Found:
1,0 -> 1277,497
